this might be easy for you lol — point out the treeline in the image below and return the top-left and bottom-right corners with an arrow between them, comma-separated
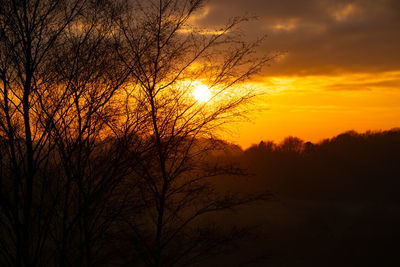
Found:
242,129 -> 400,200
224,129 -> 400,266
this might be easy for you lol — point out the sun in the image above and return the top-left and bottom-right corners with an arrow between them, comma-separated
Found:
193,84 -> 211,102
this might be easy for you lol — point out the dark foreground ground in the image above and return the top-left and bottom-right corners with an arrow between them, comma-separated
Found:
202,129 -> 400,266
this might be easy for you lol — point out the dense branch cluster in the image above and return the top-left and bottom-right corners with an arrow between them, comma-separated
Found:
0,0 -> 270,266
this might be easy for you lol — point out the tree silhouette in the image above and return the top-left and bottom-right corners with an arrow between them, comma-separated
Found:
111,0 -> 272,266
0,0 -> 272,266
0,1 -> 88,265
0,0 -> 132,265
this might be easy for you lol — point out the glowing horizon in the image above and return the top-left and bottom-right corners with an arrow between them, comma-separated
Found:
222,70 -> 400,149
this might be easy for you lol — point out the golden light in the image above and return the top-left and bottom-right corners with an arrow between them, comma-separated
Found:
193,84 -> 212,102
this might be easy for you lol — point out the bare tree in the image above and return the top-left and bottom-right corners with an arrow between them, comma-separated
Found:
0,1 -> 88,265
0,0 -> 273,266
115,0 -> 272,266
0,0 -> 133,266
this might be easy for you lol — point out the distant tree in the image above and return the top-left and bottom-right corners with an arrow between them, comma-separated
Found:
304,141 -> 315,153
258,141 -> 276,153
279,136 -> 304,154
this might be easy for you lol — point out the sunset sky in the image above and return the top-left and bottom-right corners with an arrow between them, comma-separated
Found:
194,0 -> 400,148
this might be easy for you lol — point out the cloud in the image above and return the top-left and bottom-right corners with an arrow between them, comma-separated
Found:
325,84 -> 372,91
193,0 -> 400,76
332,3 -> 357,21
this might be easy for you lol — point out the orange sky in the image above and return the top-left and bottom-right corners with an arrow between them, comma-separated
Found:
196,0 -> 400,148
227,71 -> 400,148
232,71 -> 400,148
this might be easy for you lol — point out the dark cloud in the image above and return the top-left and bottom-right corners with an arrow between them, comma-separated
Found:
365,79 -> 400,88
196,0 -> 400,75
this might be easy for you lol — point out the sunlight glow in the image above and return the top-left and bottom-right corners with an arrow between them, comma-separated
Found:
226,71 -> 400,148
193,84 -> 212,102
